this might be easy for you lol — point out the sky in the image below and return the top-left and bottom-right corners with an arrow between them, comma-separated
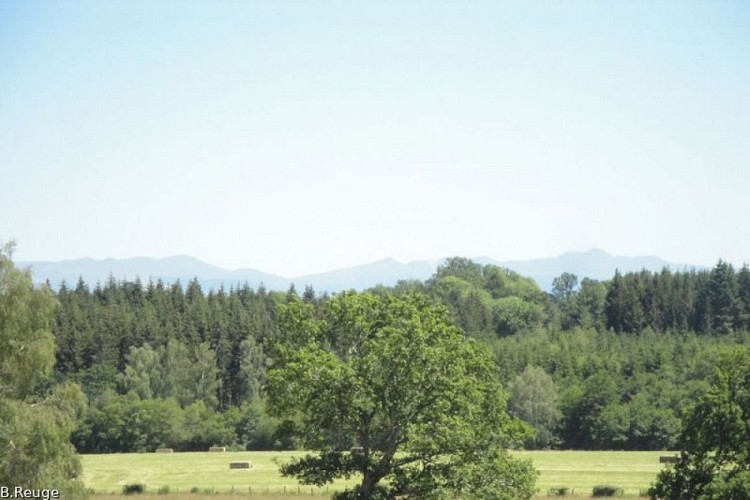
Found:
1,1 -> 749,277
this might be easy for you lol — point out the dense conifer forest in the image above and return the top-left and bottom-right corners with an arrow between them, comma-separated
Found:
46,257 -> 750,454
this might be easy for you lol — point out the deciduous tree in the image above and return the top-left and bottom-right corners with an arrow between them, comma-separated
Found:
0,242 -> 87,497
267,292 -> 536,499
649,348 -> 750,499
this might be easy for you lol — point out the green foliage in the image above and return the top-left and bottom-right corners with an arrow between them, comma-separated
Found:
75,391 -> 182,452
490,325 -> 736,450
438,447 -> 537,499
492,296 -> 545,336
649,348 -> 750,499
0,241 -> 57,398
552,273 -> 578,303
0,396 -> 86,495
75,390 -> 279,453
552,275 -> 606,331
267,292 -> 536,499
153,341 -> 219,408
72,363 -> 120,400
181,400 -> 233,450
53,277 -> 276,409
0,242 -> 88,498
433,257 -> 485,287
602,263 -> 750,335
508,365 -> 561,449
116,340 -> 222,408
702,470 -> 750,499
239,337 -> 265,401
428,259 -> 547,337
119,344 -> 159,399
228,399 -> 281,450
562,371 -> 620,450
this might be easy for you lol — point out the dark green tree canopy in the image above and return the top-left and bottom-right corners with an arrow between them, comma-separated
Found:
267,291 -> 536,499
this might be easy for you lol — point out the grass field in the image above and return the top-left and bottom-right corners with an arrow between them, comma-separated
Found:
82,450 -> 672,498
514,450 -> 668,497
82,451 -> 356,496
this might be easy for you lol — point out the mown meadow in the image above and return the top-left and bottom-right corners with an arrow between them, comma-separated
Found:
82,450 -> 670,498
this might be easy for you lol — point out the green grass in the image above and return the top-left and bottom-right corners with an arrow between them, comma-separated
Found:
82,450 -> 672,498
514,450 -> 670,497
81,451 -> 356,495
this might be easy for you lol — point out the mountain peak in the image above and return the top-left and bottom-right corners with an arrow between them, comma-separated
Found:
559,248 -> 610,259
585,247 -> 610,256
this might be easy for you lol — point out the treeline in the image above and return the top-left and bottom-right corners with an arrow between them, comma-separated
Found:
406,257 -> 750,336
52,278 -> 298,453
73,394 -> 289,453
48,258 -> 750,453
491,327 -> 749,450
387,258 -> 750,450
604,261 -> 750,333
54,277 -> 280,408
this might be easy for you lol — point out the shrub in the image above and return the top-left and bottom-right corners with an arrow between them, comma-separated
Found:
122,484 -> 145,495
157,485 -> 170,495
548,487 -> 570,496
190,486 -> 200,494
592,485 -> 622,497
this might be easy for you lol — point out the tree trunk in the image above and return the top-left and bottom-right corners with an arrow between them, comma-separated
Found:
358,472 -> 379,499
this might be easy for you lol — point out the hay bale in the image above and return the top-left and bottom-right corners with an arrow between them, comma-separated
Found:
229,461 -> 252,470
155,448 -> 174,453
209,446 -> 226,452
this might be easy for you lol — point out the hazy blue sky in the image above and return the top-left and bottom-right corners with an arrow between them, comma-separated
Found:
2,1 -> 749,276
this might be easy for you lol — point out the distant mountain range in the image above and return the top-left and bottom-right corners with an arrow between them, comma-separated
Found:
18,249 -> 702,293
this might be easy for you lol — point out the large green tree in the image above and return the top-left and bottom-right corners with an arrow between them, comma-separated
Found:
0,242 -> 87,496
267,292 -> 536,499
649,348 -> 750,499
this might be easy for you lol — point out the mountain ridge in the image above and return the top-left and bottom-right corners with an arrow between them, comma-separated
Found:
19,249 -> 703,293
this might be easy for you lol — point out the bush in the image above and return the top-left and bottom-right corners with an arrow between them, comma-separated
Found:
157,485 -> 170,495
190,487 -> 200,494
548,487 -> 570,496
592,485 -> 621,497
122,484 -> 145,495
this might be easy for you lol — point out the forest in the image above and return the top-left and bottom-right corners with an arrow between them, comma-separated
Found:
43,256 -> 750,454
